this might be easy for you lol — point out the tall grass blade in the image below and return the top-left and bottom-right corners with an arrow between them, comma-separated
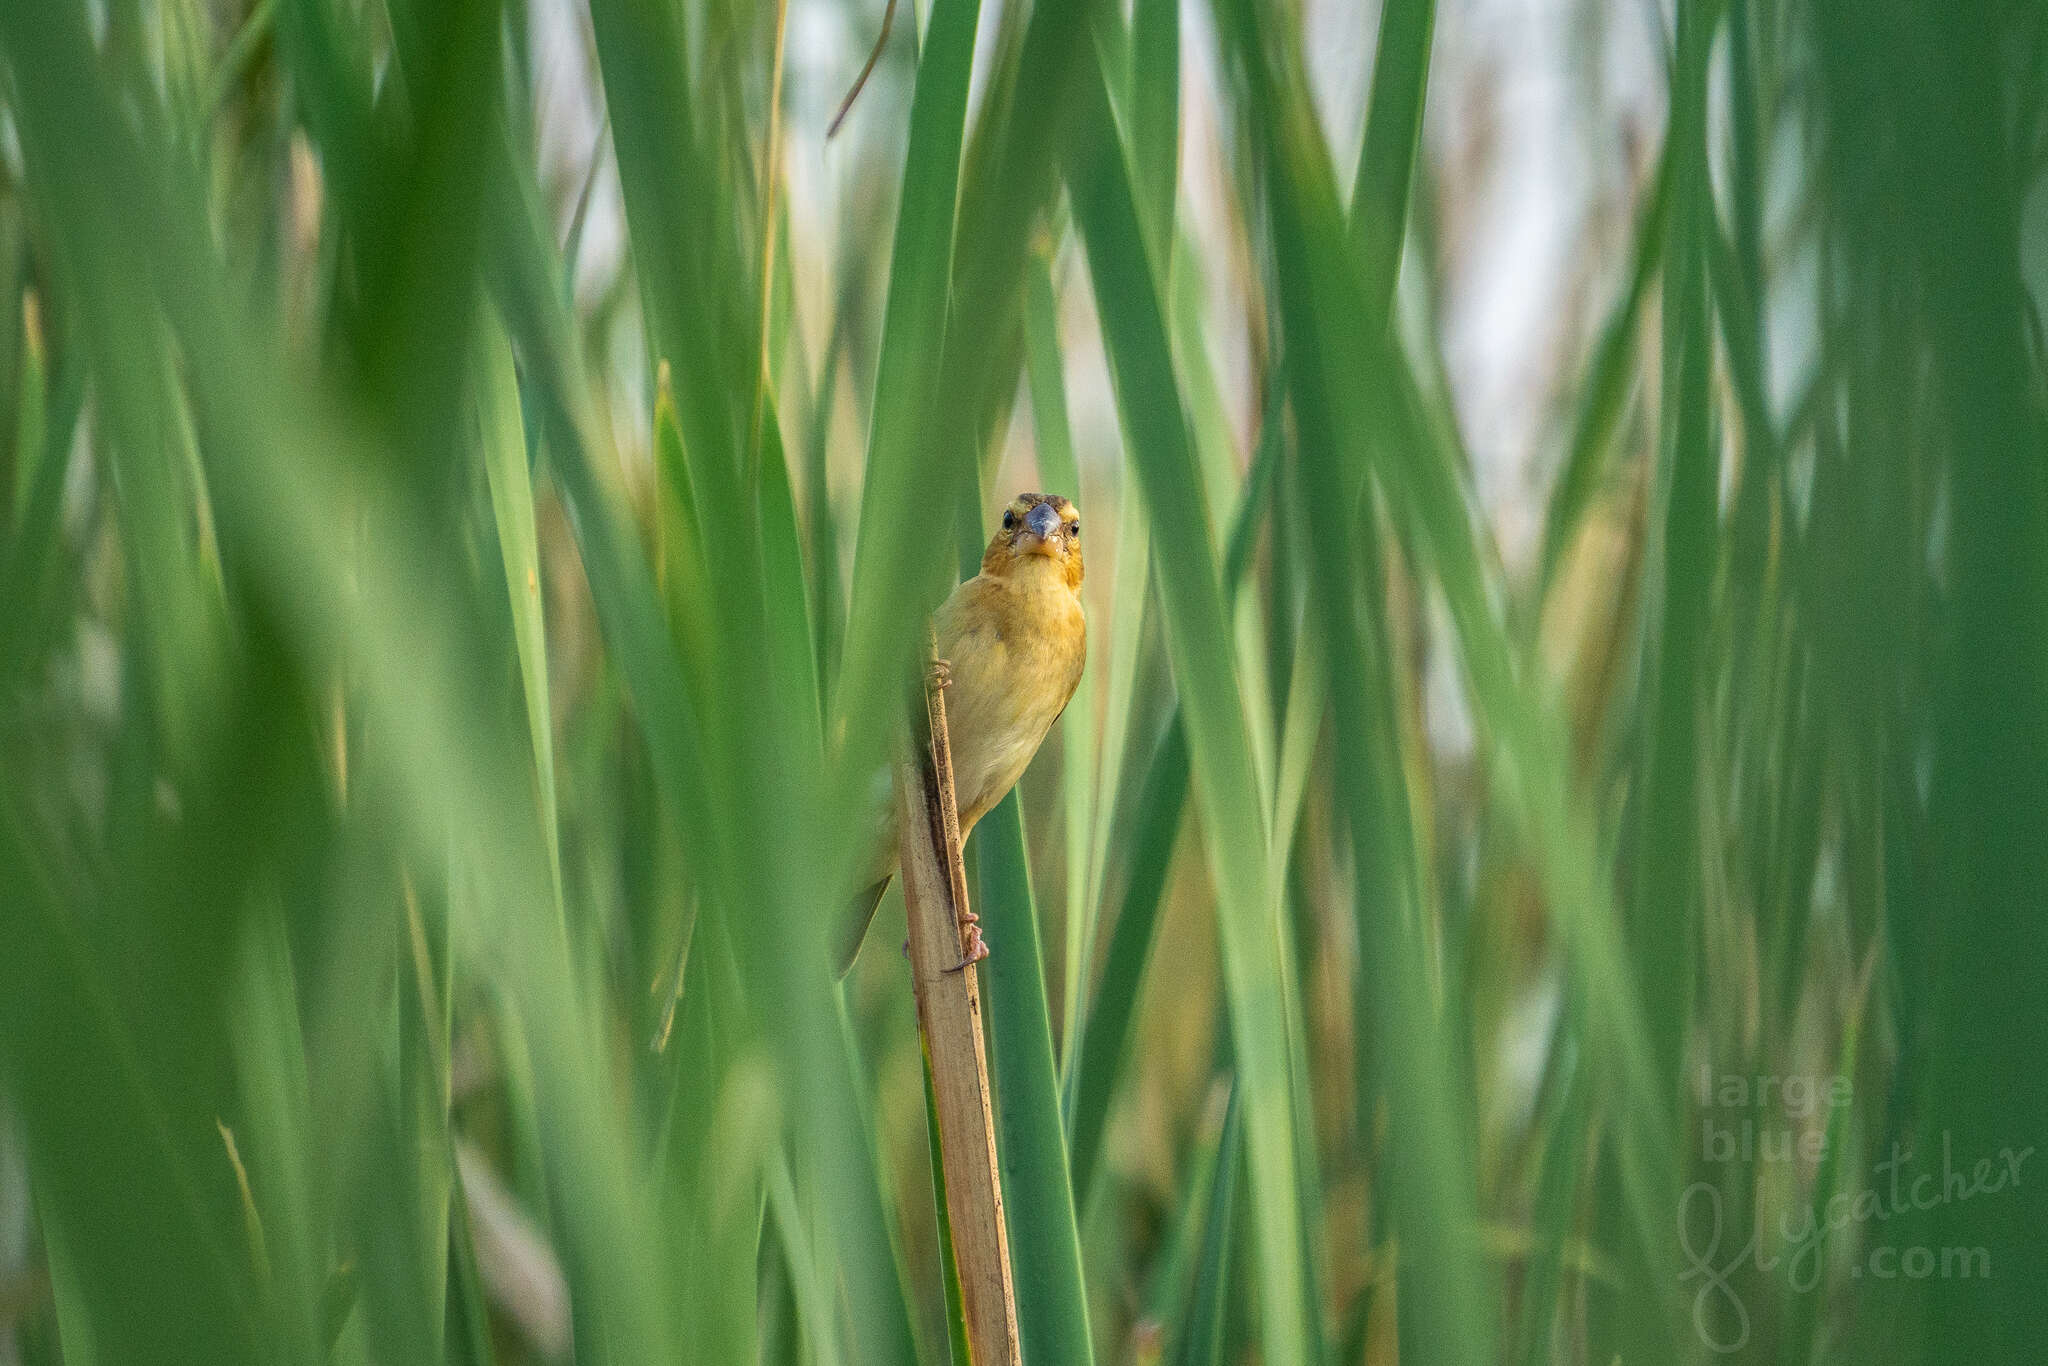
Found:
478,310 -> 564,916
1172,1080 -> 1241,1366
1064,718 -> 1186,1205
1021,253 -> 1099,1072
974,797 -> 1096,1366
836,0 -> 987,753
1064,395 -> 1272,1206
1065,39 -> 1312,1366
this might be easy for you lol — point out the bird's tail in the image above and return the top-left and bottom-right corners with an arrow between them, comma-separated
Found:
835,875 -> 893,978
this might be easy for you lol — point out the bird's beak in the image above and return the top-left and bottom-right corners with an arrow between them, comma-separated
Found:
1023,502 -> 1061,550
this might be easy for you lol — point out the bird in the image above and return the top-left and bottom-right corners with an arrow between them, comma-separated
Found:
837,492 -> 1086,973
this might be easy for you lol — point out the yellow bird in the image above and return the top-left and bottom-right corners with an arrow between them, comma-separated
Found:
838,492 -> 1087,972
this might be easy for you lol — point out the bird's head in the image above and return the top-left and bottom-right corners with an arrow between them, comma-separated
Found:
983,493 -> 1084,592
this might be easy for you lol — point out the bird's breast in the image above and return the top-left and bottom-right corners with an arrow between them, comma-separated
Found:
934,573 -> 1086,831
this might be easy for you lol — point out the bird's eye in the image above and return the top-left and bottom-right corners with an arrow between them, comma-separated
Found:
1002,509 -> 1017,530
1069,520 -> 1080,539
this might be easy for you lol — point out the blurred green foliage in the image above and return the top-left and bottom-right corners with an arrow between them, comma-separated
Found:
0,0 -> 2043,1363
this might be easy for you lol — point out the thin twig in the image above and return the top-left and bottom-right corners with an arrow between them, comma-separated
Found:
827,0 -> 899,139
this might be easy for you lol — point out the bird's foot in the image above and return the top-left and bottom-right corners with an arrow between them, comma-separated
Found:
926,656 -> 952,692
944,924 -> 989,972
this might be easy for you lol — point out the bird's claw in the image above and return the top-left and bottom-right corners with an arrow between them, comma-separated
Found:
944,924 -> 990,972
926,657 -> 953,692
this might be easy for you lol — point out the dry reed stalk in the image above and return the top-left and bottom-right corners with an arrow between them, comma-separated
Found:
895,632 -> 1021,1365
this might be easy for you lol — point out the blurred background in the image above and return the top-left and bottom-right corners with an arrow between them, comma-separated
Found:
0,0 -> 2043,1363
